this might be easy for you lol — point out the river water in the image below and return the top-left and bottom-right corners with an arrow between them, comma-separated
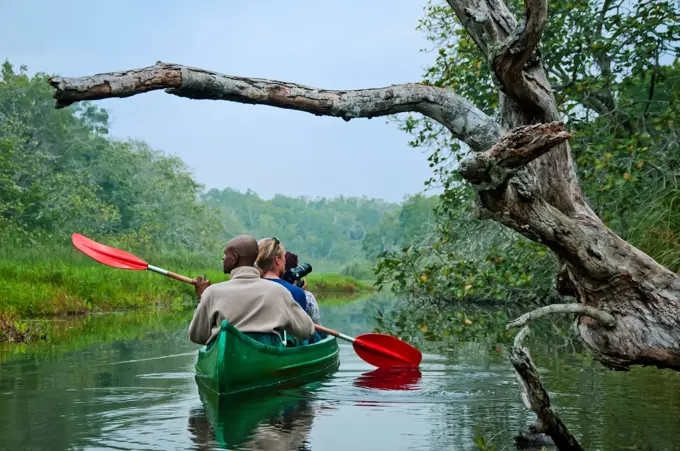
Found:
1,294 -> 680,450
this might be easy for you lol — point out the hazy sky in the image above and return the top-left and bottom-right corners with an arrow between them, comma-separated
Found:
3,0 -> 438,202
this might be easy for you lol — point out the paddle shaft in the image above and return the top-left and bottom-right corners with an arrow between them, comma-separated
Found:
314,325 -> 355,343
147,265 -> 196,285
142,269 -> 410,365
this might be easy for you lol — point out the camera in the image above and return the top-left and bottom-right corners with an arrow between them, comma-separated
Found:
283,262 -> 313,287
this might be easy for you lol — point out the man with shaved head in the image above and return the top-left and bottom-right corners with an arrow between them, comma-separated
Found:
188,235 -> 314,347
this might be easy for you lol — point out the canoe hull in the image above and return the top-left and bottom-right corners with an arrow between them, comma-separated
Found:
195,320 -> 340,395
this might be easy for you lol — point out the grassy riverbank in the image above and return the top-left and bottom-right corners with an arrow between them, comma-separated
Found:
305,274 -> 372,292
0,308 -> 194,362
0,242 -> 373,321
0,245 -> 217,317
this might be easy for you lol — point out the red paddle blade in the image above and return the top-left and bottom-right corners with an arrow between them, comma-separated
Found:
353,333 -> 422,368
71,233 -> 149,270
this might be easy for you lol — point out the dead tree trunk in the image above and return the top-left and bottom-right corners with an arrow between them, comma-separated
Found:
444,0 -> 680,372
47,1 -> 680,448
510,327 -> 583,450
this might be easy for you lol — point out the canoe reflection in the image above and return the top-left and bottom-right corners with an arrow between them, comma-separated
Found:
189,379 -> 328,450
353,366 -> 422,391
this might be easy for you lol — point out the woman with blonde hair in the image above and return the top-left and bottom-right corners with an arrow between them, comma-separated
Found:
256,237 -> 308,312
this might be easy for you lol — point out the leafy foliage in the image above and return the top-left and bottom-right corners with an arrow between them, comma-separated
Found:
373,181 -> 558,307
361,193 -> 439,258
374,302 -> 513,345
0,61 -> 221,254
374,0 -> 680,306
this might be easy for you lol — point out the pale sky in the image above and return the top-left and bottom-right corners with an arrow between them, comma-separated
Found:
3,0 -> 439,202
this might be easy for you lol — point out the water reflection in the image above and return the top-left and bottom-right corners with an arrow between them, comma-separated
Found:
190,383 -> 323,450
3,295 -> 680,450
354,367 -> 422,391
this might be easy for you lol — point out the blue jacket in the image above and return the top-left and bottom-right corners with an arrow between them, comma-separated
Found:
265,278 -> 307,312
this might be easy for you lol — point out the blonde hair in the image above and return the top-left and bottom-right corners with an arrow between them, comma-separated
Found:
256,238 -> 284,273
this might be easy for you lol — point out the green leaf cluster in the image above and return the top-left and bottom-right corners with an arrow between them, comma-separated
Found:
374,0 -> 680,306
0,61 -> 221,254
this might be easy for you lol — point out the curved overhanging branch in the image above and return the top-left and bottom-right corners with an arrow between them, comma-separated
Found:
48,62 -> 502,153
507,303 -> 617,330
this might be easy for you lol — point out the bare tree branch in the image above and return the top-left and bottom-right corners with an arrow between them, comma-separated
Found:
48,62 -> 502,153
495,0 -> 548,79
507,303 -> 617,330
591,0 -> 616,112
446,0 -> 515,58
510,327 -> 585,450
643,52 -> 660,119
462,7 -> 499,51
448,0 -> 555,116
458,121 -> 572,190
491,0 -> 552,114
583,93 -> 613,116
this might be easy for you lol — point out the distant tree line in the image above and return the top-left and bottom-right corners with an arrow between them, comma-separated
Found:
0,60 -> 436,272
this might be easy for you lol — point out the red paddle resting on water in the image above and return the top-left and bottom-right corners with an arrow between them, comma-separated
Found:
71,233 -> 422,368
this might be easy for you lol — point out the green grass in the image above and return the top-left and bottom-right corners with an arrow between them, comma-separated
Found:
315,292 -> 366,306
306,274 -> 373,293
0,307 -> 193,362
0,242 -> 372,319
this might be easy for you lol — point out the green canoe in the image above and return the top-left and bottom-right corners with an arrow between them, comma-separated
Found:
194,320 -> 341,395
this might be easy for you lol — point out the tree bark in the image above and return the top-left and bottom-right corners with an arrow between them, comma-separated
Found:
510,327 -> 584,450
445,0 -> 680,373
507,304 -> 616,330
48,62 -> 501,153
47,1 -> 680,374
457,121 -> 572,190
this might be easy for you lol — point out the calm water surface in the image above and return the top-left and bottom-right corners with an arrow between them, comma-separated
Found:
1,295 -> 680,450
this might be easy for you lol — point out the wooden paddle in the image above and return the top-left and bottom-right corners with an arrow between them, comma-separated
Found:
71,233 -> 422,368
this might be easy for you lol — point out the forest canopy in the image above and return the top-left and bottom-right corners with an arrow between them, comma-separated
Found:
0,60 -> 436,275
